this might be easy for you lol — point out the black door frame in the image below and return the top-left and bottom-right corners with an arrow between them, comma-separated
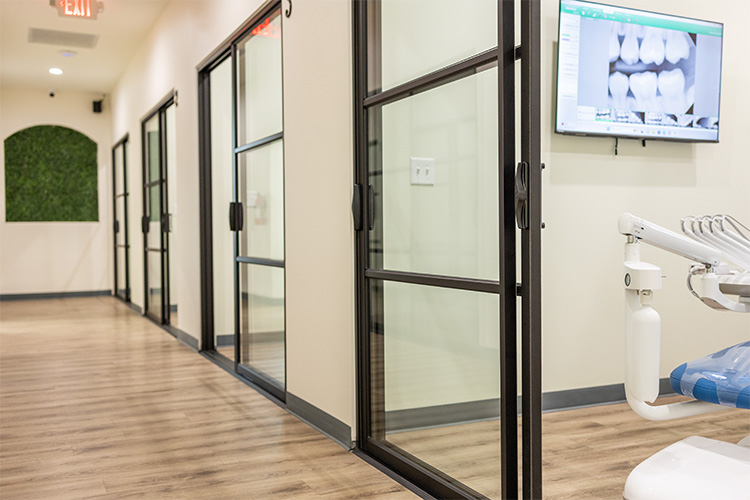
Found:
141,91 -> 176,325
352,0 -> 542,498
198,1 -> 287,403
112,134 -> 130,303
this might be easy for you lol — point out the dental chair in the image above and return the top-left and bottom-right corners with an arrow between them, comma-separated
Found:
618,213 -> 750,500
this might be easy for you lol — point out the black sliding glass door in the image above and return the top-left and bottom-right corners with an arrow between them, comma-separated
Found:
142,95 -> 177,326
353,0 -> 542,498
199,4 -> 286,401
112,135 -> 130,302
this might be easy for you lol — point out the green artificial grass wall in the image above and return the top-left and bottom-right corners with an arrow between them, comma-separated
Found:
4,125 -> 98,222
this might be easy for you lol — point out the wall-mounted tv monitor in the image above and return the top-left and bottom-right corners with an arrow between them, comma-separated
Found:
555,0 -> 723,142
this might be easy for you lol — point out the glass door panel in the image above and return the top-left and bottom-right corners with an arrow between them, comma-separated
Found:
209,57 -> 235,361
371,68 -> 499,280
372,280 -> 501,497
165,104 -> 178,327
355,0 -> 520,498
147,250 -> 163,319
143,113 -> 163,322
236,10 -> 283,146
239,263 -> 285,388
371,0 -> 497,93
116,237 -> 126,297
238,140 -> 284,261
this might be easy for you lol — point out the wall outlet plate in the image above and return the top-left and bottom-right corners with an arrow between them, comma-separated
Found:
410,157 -> 435,185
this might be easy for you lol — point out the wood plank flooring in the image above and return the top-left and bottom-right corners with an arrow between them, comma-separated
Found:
0,297 -> 415,500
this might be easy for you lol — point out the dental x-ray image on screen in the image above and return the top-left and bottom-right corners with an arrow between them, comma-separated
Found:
555,0 -> 723,142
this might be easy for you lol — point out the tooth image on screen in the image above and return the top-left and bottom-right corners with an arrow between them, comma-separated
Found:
665,30 -> 691,64
609,71 -> 630,109
657,68 -> 687,114
629,71 -> 658,112
609,23 -> 621,63
640,27 -> 665,65
620,24 -> 640,65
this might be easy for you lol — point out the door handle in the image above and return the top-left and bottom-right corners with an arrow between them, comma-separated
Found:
229,202 -> 244,231
368,184 -> 375,231
352,184 -> 363,231
142,215 -> 150,234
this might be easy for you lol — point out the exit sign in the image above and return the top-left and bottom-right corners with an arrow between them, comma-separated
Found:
55,0 -> 102,20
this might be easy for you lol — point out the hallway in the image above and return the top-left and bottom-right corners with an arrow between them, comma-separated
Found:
0,297 -> 415,500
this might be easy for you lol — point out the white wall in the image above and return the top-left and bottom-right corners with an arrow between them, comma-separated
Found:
541,0 -> 750,392
0,86 -> 112,295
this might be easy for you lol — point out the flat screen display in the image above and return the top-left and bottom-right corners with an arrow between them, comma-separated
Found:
555,0 -> 723,142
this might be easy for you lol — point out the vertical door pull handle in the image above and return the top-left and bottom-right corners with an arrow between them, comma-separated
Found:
114,220 -> 120,234
352,184 -> 363,231
368,184 -> 375,231
229,202 -> 244,231
142,215 -> 150,234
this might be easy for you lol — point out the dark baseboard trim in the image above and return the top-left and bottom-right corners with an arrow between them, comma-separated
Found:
387,398 -> 500,433
287,392 -> 353,450
387,379 -> 676,432
0,290 -> 111,301
162,324 -> 199,351
542,378 -> 674,412
216,334 -> 234,347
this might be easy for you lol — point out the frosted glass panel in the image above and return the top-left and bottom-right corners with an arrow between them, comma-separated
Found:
371,68 -> 499,280
237,10 -> 283,145
373,0 -> 497,92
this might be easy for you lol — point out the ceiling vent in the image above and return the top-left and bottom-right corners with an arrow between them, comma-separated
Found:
28,28 -> 99,49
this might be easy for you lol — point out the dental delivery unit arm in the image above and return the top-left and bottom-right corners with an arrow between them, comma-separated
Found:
618,213 -> 749,420
619,213 -> 750,500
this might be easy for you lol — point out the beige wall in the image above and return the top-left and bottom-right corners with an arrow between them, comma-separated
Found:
283,0 -> 356,431
0,86 -> 112,295
540,0 -> 750,392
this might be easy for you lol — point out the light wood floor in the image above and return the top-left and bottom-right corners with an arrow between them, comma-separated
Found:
0,297 -> 415,500
388,396 -> 749,499
2,297 -> 748,500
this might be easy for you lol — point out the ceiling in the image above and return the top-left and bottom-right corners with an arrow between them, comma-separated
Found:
0,0 -> 169,95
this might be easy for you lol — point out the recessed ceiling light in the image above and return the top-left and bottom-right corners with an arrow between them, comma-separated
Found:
49,67 -> 63,75
59,50 -> 77,58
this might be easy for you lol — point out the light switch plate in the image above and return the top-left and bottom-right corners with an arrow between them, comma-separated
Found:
410,157 -> 435,185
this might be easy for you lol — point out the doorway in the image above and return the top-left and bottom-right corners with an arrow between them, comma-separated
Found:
199,4 -> 286,401
141,94 -> 178,326
112,135 -> 130,302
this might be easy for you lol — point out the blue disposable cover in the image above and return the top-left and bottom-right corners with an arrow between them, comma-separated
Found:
670,341 -> 750,409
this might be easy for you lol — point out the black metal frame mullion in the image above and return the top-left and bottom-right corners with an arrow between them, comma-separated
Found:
235,131 -> 284,154
520,0 -> 542,498
159,105 -> 170,325
498,0 -> 518,497
198,63 -> 215,351
231,41 -> 242,369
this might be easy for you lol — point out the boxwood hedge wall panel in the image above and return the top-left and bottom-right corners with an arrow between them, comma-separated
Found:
4,125 -> 98,222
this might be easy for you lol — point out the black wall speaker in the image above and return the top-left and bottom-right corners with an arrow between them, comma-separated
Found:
93,100 -> 102,113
